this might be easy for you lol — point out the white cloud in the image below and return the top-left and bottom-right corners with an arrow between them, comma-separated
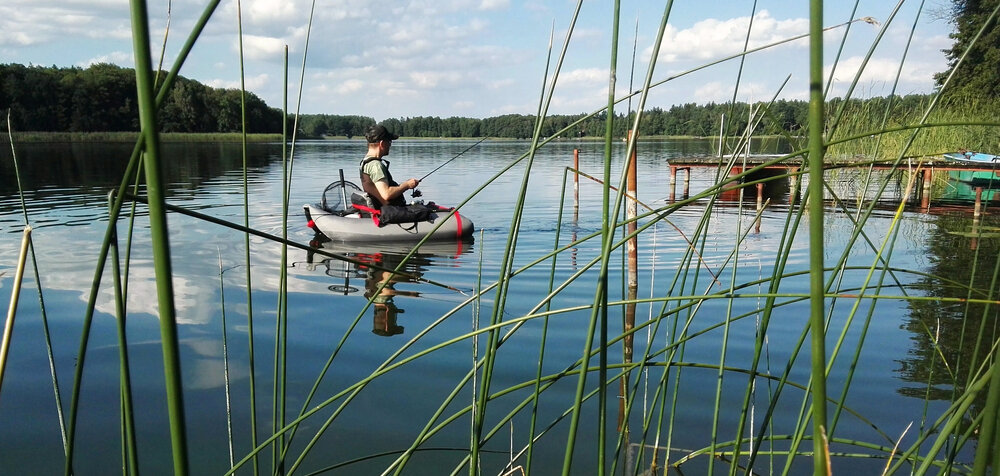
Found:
336,79 -> 366,94
205,73 -> 271,91
556,68 -> 607,86
80,51 -> 132,67
653,10 -> 809,64
409,71 -> 464,89
244,0 -> 302,24
825,55 -> 938,93
692,81 -> 731,103
480,0 -> 510,11
241,34 -> 288,61
0,1 -> 131,46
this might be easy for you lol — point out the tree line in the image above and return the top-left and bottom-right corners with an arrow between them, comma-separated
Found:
299,95 -> 944,140
1,63 -> 284,134
0,61 -> 961,139
5,0 -> 999,142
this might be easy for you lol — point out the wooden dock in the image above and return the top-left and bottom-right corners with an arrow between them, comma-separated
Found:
665,155 -> 1000,216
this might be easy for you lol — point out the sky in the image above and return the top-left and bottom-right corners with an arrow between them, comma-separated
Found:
1,0 -> 957,121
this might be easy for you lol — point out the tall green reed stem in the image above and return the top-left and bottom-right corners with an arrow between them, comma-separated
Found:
128,0 -> 189,472
234,1 -> 260,474
807,1 -> 830,474
5,110 -> 68,454
108,194 -> 140,475
65,1 -> 221,473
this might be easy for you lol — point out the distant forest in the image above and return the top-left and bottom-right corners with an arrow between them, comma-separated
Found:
1,62 -> 941,139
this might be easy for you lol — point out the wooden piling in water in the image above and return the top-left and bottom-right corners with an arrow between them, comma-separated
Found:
975,187 -> 984,218
756,182 -> 763,233
573,148 -> 580,207
620,131 -> 638,433
921,169 -> 932,211
668,165 -> 690,203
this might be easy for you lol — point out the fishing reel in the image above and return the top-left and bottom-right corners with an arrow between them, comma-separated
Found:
411,189 -> 422,198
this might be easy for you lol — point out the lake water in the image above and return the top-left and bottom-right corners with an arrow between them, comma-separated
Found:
0,139 -> 993,474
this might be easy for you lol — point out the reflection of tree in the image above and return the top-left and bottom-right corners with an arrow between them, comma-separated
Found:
899,213 -> 1000,411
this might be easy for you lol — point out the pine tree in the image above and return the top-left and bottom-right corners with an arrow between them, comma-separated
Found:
934,0 -> 1000,99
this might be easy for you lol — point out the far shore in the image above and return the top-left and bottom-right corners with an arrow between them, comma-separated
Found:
2,131 -> 726,143
2,131 -> 284,143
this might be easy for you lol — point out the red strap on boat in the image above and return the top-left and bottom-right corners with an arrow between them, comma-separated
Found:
351,204 -> 382,227
452,210 -> 463,239
431,203 -> 463,239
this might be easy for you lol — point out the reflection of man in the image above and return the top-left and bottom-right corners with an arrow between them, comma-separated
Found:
364,268 -> 418,337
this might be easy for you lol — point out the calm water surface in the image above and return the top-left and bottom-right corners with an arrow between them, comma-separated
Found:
0,139 -> 989,474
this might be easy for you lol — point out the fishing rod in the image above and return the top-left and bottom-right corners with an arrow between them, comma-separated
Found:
418,137 -> 488,181
411,137 -> 488,198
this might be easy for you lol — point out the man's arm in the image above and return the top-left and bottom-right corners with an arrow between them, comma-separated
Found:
371,178 -> 419,205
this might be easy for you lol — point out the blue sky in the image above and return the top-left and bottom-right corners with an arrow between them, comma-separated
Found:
1,0 -> 955,121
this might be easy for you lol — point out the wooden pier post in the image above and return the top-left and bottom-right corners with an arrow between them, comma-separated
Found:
682,167 -> 690,198
620,131 -> 638,432
971,216 -> 981,251
669,164 -> 677,202
975,187 -> 984,218
788,167 -> 800,204
756,182 -> 764,233
573,149 -> 580,216
626,134 -> 638,289
921,169 -> 932,211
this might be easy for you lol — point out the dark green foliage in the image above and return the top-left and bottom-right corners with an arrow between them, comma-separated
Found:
934,0 -> 1000,99
298,114 -> 374,138
6,62 -> 989,140
0,63 -> 284,133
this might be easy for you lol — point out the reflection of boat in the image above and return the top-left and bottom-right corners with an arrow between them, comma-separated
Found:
948,169 -> 1000,188
940,177 -> 1000,202
306,239 -> 472,337
302,177 -> 474,242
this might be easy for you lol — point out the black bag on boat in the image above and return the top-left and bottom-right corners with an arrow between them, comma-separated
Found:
351,193 -> 377,217
378,203 -> 435,225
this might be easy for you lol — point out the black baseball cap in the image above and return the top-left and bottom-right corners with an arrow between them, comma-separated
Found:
365,124 -> 399,143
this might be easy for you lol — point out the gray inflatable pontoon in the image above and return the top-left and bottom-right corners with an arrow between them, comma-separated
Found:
304,203 -> 474,242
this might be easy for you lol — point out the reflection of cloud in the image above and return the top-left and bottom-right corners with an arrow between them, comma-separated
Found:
90,259 -> 216,326
182,337 -> 249,390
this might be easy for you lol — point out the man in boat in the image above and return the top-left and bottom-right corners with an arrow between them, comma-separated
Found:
359,124 -> 420,208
